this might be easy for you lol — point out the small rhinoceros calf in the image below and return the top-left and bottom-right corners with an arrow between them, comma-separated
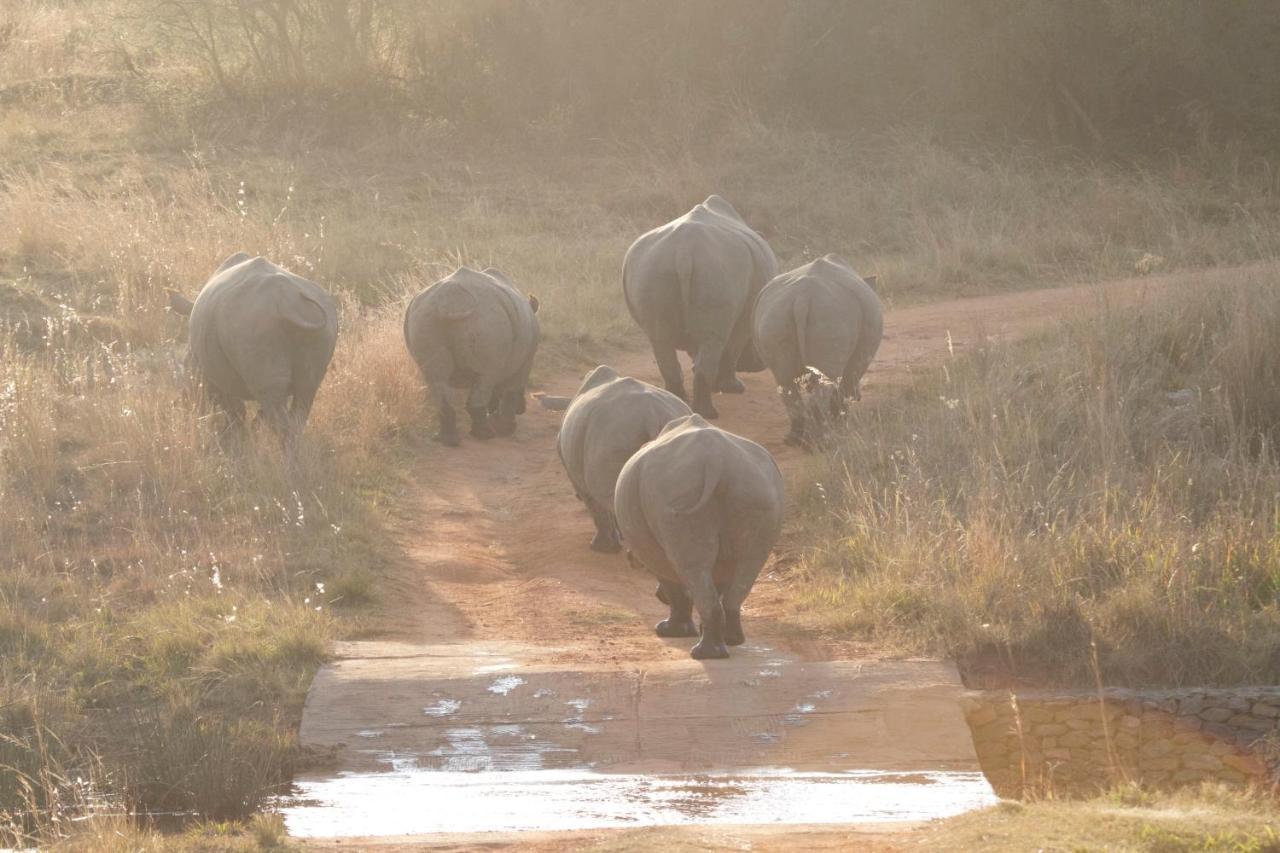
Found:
753,254 -> 883,446
615,414 -> 785,659
168,252 -> 338,450
622,195 -> 777,420
557,365 -> 692,553
403,266 -> 539,446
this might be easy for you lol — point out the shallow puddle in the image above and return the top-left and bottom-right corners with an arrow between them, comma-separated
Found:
279,768 -> 997,837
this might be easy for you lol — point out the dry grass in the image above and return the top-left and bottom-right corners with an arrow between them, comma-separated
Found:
911,784 -> 1280,852
798,265 -> 1280,687
3,1 -> 1280,845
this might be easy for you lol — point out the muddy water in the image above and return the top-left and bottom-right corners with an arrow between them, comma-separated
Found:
280,767 -> 995,837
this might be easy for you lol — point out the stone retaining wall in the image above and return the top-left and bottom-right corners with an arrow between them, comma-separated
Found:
962,688 -> 1280,798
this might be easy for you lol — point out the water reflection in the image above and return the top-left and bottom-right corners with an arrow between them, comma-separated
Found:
279,769 -> 997,837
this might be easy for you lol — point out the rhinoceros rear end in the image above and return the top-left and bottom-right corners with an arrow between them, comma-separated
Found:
556,365 -> 692,553
614,414 -> 784,659
404,266 -> 539,447
176,254 -> 338,452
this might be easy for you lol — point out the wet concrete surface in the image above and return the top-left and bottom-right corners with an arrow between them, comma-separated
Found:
288,641 -> 995,837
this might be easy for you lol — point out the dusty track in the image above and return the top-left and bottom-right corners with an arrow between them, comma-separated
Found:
297,274 -> 1169,849
366,275 -> 1165,660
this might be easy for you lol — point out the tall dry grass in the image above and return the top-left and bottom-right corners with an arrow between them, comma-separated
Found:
0,292 -> 425,843
4,1 -> 1280,840
799,265 -> 1280,687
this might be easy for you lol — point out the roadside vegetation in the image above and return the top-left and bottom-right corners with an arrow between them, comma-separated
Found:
799,264 -> 1280,687
3,0 -> 1280,846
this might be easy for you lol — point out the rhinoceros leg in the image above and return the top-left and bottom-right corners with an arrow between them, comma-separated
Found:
257,395 -> 296,454
426,381 -> 460,446
584,498 -> 621,553
651,337 -> 687,403
716,355 -> 746,394
780,379 -> 807,447
491,387 -> 522,438
690,338 -> 726,420
686,569 -> 728,659
466,379 -> 497,440
210,391 -> 247,452
654,581 -> 697,637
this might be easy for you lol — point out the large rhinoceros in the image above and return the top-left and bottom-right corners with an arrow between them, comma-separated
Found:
403,266 -> 539,446
753,254 -> 883,446
614,414 -> 785,659
167,252 -> 338,450
556,365 -> 692,553
622,195 -> 777,419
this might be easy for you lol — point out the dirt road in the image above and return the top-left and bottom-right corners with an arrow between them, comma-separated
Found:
292,274 -> 1168,849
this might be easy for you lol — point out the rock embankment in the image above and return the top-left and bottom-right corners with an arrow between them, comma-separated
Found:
963,688 -> 1280,797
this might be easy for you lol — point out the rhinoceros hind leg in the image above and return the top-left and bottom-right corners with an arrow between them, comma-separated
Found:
434,404 -> 461,446
590,528 -> 622,553
718,374 -> 746,394
655,581 -> 697,637
691,638 -> 729,659
724,609 -> 746,646
657,618 -> 699,638
653,341 -> 687,402
467,407 -> 495,440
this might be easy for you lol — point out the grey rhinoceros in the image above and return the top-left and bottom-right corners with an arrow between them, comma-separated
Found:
622,195 -> 777,419
167,252 -> 338,450
403,266 -> 539,446
753,254 -> 882,446
556,365 -> 692,553
614,414 -> 785,659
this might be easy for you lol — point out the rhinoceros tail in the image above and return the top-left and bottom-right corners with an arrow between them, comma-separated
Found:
792,288 -> 812,369
275,280 -> 330,331
673,230 -> 698,321
670,441 -> 724,516
167,290 -> 194,316
433,282 -> 478,322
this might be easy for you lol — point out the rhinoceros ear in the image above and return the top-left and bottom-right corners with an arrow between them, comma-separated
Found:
167,290 -> 194,316
577,365 -> 617,395
216,251 -> 253,274
527,293 -> 540,314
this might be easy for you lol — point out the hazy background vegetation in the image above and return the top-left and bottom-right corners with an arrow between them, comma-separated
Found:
3,0 -> 1280,846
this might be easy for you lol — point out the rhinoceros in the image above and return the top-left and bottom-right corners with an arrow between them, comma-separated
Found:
167,252 -> 338,450
556,365 -> 692,553
614,414 -> 785,659
753,254 -> 882,446
622,195 -> 777,419
403,266 -> 539,446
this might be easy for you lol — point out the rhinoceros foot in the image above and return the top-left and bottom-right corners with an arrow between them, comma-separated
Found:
435,429 -> 461,447
590,530 -> 622,553
655,618 -> 698,638
718,375 -> 746,394
690,639 -> 730,659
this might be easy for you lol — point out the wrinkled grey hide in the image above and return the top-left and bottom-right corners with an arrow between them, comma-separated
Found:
614,414 -> 785,659
403,266 -> 540,446
168,252 -> 338,451
622,195 -> 778,419
753,254 -> 883,446
557,365 -> 692,553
